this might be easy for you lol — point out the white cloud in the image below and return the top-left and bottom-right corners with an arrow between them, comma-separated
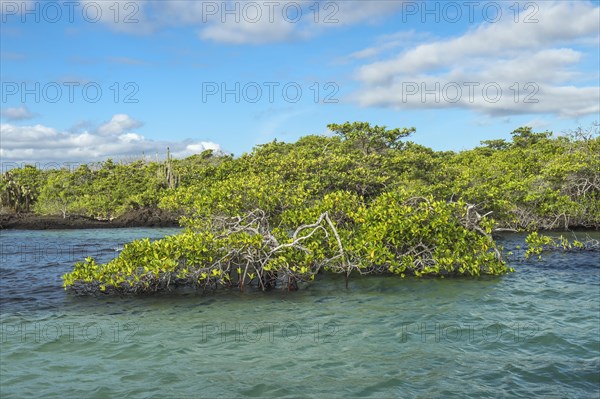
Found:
523,118 -> 551,130
79,0 -> 152,34
90,0 -> 406,44
96,114 -> 143,136
199,14 -> 297,44
1,124 -> 58,145
1,106 -> 36,121
172,142 -> 223,158
201,0 -> 407,44
350,1 -> 600,118
119,132 -> 144,143
0,114 -> 223,163
343,30 -> 432,62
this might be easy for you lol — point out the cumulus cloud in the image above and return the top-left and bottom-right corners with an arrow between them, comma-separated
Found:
96,114 -> 143,136
0,114 -> 223,163
350,1 -> 600,118
171,142 -> 223,159
1,106 -> 36,121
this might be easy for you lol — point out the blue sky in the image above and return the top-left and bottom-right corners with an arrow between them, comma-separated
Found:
1,0 -> 599,164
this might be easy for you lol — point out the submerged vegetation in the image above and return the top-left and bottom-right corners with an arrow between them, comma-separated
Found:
524,231 -> 600,259
2,122 -> 598,294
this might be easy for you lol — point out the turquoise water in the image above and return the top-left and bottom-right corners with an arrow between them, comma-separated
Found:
1,228 -> 599,398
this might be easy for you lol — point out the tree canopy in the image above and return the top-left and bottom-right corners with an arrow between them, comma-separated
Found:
1,121 -> 597,295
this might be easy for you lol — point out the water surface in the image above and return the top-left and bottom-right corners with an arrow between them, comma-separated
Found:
1,229 -> 599,398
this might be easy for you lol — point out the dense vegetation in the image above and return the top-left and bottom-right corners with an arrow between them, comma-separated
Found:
1,152 -> 179,220
2,122 -> 598,294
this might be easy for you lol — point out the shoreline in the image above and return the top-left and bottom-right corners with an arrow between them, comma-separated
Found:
1,209 -> 597,232
0,208 -> 180,230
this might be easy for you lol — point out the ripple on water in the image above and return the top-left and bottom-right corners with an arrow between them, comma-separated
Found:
0,230 -> 599,398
